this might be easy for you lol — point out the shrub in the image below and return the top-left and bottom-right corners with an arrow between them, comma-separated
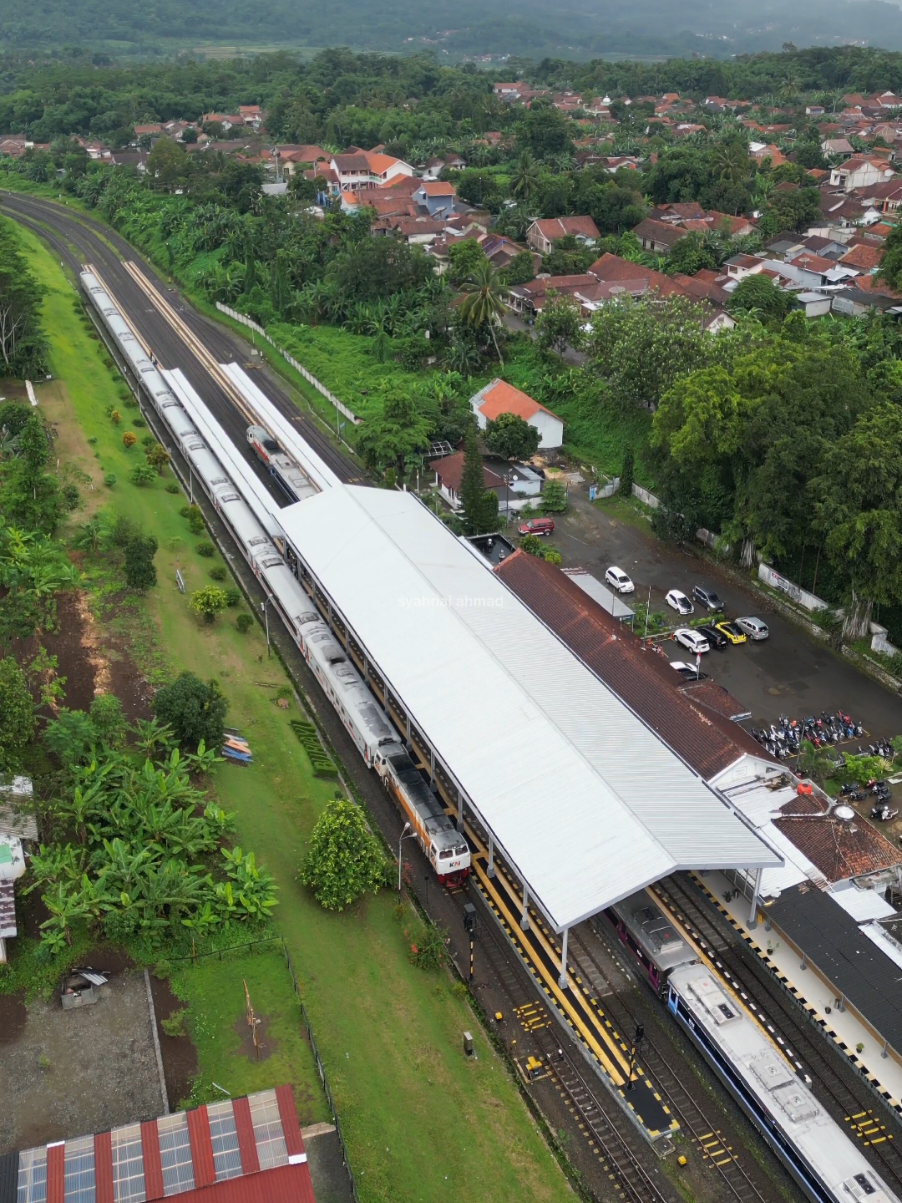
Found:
104,473 -> 117,488
61,484 -> 81,511
299,799 -> 386,910
195,540 -> 215,557
179,505 -> 191,518
110,409 -> 121,425
146,444 -> 171,474
209,566 -> 227,581
153,672 -> 228,750
123,533 -> 158,590
124,397 -> 139,409
87,436 -> 97,445
236,613 -> 253,634
541,480 -> 568,513
141,434 -> 156,448
133,416 -> 146,428
165,482 -> 180,494
122,431 -> 137,449
161,1009 -> 188,1038
189,584 -> 227,623
224,587 -> 241,607
130,462 -> 157,487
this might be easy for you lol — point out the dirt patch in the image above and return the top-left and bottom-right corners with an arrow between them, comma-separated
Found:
149,973 -> 198,1108
3,590 -> 153,721
232,1013 -> 278,1063
0,967 -> 165,1154
0,992 -> 26,1044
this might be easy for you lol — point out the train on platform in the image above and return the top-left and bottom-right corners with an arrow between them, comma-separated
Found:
246,423 -> 318,504
669,963 -> 900,1203
603,891 -> 900,1203
80,270 -> 470,889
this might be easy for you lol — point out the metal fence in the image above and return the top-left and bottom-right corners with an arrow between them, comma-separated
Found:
280,940 -> 362,1203
165,936 -> 361,1202
215,302 -> 361,426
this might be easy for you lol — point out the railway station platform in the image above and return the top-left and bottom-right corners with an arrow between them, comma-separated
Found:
467,832 -> 679,1141
691,869 -> 902,1117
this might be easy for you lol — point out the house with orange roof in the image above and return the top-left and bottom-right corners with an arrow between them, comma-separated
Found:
411,179 -> 458,217
526,216 -> 599,253
470,379 -> 564,449
330,149 -> 414,191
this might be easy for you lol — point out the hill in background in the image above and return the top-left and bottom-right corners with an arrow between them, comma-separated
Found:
9,0 -> 902,60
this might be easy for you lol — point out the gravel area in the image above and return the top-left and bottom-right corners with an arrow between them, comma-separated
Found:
0,969 -> 166,1153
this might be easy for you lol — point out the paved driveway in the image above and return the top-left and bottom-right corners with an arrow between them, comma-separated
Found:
550,492 -> 902,739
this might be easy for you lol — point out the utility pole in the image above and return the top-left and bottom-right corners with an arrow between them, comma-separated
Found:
463,903 -> 477,982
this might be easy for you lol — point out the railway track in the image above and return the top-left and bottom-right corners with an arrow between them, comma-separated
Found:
472,901 -> 676,1203
655,873 -> 902,1195
568,927 -> 771,1203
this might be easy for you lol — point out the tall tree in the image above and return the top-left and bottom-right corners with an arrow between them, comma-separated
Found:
458,260 -> 508,364
0,220 -> 48,377
812,403 -> 902,638
153,672 -> 228,752
459,423 -> 497,535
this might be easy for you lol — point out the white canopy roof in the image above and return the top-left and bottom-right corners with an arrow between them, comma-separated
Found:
280,487 -> 779,931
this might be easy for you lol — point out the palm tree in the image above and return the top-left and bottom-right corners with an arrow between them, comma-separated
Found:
458,260 -> 509,364
510,151 -> 542,202
712,138 -> 750,186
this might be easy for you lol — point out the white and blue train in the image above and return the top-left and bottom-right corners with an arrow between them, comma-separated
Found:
80,270 -> 470,887
603,890 -> 900,1203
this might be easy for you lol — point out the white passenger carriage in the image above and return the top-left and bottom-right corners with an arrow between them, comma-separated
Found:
80,269 -> 470,888
668,963 -> 901,1203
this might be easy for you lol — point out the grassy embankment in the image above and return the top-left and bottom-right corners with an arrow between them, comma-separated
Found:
18,220 -> 572,1203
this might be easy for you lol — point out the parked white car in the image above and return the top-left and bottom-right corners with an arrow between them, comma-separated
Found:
674,628 -> 710,655
604,566 -> 635,594
665,589 -> 694,616
736,616 -> 769,641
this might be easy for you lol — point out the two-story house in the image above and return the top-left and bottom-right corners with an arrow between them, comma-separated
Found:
330,150 -> 414,191
526,216 -> 599,254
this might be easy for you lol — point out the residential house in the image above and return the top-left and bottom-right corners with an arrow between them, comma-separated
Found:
330,150 -> 414,191
839,242 -> 883,272
794,291 -> 833,318
411,180 -> 458,218
109,150 -> 148,172
238,105 -> 265,127
470,379 -> 564,450
0,136 -> 30,157
724,253 -> 770,282
508,273 -> 600,318
821,137 -> 855,158
829,156 -> 897,192
428,451 -> 512,511
526,216 -> 600,254
632,217 -> 688,254
422,153 -> 466,180
749,142 -> 788,167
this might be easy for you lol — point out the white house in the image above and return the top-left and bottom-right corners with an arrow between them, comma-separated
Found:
329,151 -> 414,191
470,379 -> 564,450
829,156 -> 897,193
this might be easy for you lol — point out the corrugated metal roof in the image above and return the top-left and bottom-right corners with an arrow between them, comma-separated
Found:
279,487 -> 779,931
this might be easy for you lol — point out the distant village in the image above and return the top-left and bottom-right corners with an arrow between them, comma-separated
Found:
7,82 -> 902,326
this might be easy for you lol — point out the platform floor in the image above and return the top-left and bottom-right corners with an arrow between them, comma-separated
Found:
470,840 -> 678,1140
693,869 -> 902,1115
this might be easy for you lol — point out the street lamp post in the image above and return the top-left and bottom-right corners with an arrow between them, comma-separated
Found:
260,598 -> 271,657
397,821 -> 414,893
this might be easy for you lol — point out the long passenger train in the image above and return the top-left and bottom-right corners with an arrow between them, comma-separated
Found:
604,892 -> 901,1203
80,270 -> 470,888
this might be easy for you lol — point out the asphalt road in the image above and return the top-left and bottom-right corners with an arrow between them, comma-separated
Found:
553,492 -> 902,740
2,192 -> 361,492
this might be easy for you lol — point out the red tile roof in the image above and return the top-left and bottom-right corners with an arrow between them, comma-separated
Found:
840,242 -> 883,270
428,451 -> 504,492
531,216 -> 600,241
494,551 -> 768,780
476,379 -> 559,422
774,810 -> 902,883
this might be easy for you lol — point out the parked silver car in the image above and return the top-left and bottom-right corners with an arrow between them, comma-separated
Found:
735,616 -> 769,641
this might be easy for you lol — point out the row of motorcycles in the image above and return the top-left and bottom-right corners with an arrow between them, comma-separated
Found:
749,712 -> 865,760
838,778 -> 899,820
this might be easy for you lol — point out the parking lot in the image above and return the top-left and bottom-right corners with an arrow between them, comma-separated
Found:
551,492 -> 902,742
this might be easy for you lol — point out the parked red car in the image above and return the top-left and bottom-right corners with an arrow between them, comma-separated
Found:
518,517 -> 555,537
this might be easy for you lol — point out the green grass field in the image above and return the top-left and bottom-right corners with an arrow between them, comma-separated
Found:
19,220 -> 571,1203
168,945 -> 331,1122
